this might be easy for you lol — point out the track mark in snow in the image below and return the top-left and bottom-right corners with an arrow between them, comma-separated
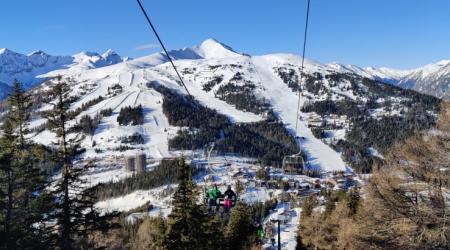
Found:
111,91 -> 136,111
119,72 -> 133,87
130,73 -> 135,86
153,116 -> 159,126
151,146 -> 163,158
82,91 -> 130,116
132,92 -> 141,106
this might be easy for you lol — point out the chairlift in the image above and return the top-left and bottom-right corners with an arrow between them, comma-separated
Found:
281,137 -> 305,175
279,0 -> 310,177
203,184 -> 238,214
263,225 -> 275,239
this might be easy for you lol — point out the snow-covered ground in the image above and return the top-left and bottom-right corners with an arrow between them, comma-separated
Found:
18,38 -> 368,247
261,204 -> 302,250
96,185 -> 178,213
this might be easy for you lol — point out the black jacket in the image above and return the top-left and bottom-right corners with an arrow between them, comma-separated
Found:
223,189 -> 235,199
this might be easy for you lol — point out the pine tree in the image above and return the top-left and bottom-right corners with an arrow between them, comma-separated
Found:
225,202 -> 250,250
300,195 -> 315,219
0,118 -> 17,234
345,185 -> 360,217
202,214 -> 225,249
295,232 -> 308,250
0,79 -> 48,248
8,79 -> 31,148
323,195 -> 335,219
41,76 -> 119,249
134,214 -> 166,250
151,214 -> 167,249
164,157 -> 209,249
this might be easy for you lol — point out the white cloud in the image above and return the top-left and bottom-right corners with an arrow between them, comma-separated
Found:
133,44 -> 160,51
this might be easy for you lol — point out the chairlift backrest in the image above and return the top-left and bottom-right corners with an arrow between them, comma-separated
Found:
282,153 -> 305,175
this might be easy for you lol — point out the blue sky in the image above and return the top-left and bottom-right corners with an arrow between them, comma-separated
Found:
1,0 -> 449,70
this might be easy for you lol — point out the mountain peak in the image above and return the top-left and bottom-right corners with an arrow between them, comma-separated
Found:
192,38 -> 243,59
101,49 -> 125,65
27,50 -> 48,57
102,49 -> 117,57
327,62 -> 345,69
200,38 -> 234,52
201,38 -> 220,45
82,51 -> 100,57
0,48 -> 12,55
436,60 -> 450,67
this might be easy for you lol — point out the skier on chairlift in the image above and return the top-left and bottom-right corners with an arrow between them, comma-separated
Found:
208,183 -> 221,213
223,184 -> 235,212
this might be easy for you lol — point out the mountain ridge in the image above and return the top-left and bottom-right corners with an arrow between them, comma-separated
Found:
12,38 -> 437,174
0,39 -> 445,173
0,48 -> 130,99
3,38 -> 450,100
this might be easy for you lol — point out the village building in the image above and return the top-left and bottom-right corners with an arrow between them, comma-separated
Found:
326,175 -> 346,189
308,118 -> 324,127
289,189 -> 318,203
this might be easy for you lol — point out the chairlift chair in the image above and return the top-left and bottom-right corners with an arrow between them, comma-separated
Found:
203,184 -> 238,213
281,138 -> 305,175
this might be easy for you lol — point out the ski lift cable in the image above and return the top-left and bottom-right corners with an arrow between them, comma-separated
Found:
294,0 -> 311,140
136,0 -> 197,108
280,0 -> 310,174
137,0 -> 229,171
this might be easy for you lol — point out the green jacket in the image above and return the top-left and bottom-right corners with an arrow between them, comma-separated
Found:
209,188 -> 222,199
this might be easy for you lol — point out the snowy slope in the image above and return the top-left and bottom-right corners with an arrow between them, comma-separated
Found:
249,55 -> 346,172
327,60 -> 450,100
25,38 -> 348,173
397,60 -> 450,100
9,37 -> 447,247
118,38 -> 243,71
398,60 -> 450,88
327,62 -> 413,84
0,48 -> 128,87
189,38 -> 243,59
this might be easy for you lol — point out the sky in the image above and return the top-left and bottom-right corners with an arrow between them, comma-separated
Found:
1,0 -> 449,70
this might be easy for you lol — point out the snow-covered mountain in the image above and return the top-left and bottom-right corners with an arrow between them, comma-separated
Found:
327,60 -> 450,100
326,62 -> 413,84
127,38 -> 244,68
22,39 -> 351,173
0,48 -> 129,99
2,38 -> 444,174
3,38 -> 449,102
396,60 -> 450,100
0,38 -> 245,100
189,38 -> 244,59
1,38 -> 441,248
398,60 -> 450,87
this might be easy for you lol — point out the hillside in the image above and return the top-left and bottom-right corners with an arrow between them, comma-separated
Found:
328,60 -> 450,102
0,38 -> 444,250
397,60 -> 450,100
0,39 -> 441,174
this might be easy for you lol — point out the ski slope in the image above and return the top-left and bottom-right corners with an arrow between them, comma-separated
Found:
27,38 -> 350,170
